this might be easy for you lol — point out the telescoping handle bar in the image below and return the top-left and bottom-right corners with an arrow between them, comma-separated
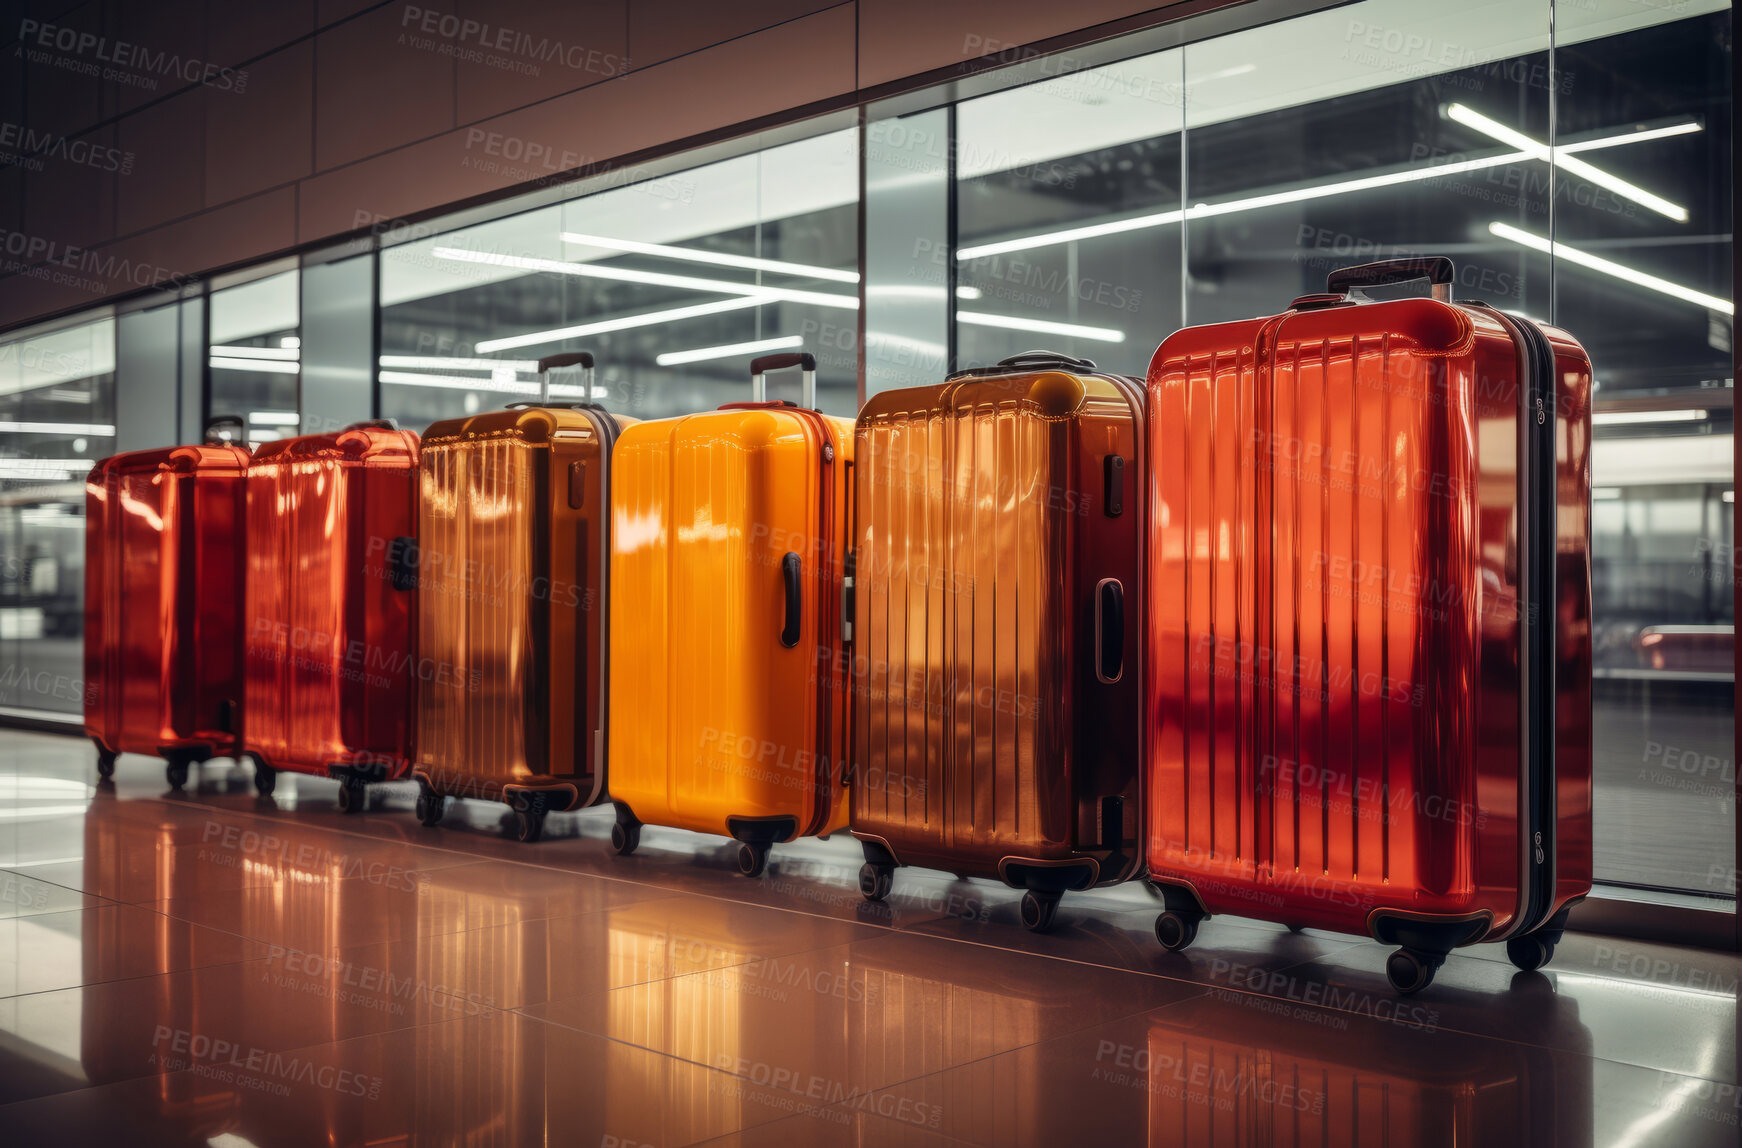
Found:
1327,257 -> 1454,303
536,351 -> 597,406
203,415 -> 246,445
750,351 -> 817,409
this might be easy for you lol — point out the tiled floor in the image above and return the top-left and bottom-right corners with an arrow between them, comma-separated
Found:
0,730 -> 1737,1146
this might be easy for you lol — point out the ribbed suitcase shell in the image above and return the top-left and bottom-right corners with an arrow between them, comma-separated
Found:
851,366 -> 1146,891
84,442 -> 248,766
242,422 -> 419,780
1145,294 -> 1593,945
608,403 -> 853,845
414,406 -> 624,811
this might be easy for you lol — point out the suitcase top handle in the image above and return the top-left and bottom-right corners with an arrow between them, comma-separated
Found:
1328,257 -> 1454,302
534,350 -> 597,406
946,349 -> 1096,380
203,415 -> 246,445
749,351 -> 817,409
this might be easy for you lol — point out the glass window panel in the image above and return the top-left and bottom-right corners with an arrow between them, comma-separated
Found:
379,128 -> 860,430
0,317 -> 116,715
208,269 -> 301,447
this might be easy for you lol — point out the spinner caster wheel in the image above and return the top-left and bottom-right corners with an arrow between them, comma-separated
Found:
336,779 -> 366,814
736,842 -> 769,879
415,790 -> 445,828
1385,948 -> 1443,995
513,808 -> 545,843
858,863 -> 893,902
1154,910 -> 1200,952
610,819 -> 640,855
252,761 -> 276,797
1506,934 -> 1555,973
1020,891 -> 1061,933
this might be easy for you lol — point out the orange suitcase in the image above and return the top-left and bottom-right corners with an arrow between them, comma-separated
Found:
608,352 -> 853,877
850,352 -> 1147,931
84,418 -> 249,789
410,353 -> 629,842
241,420 -> 420,809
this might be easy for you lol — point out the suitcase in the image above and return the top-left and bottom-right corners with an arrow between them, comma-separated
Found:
1144,257 -> 1593,993
607,351 -> 853,877
84,417 -> 249,789
850,351 -> 1147,931
410,352 -> 628,842
241,419 -> 420,808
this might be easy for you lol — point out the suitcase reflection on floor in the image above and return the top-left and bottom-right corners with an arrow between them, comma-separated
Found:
409,353 -> 630,843
607,352 -> 853,877
84,418 -> 249,791
850,352 -> 1147,933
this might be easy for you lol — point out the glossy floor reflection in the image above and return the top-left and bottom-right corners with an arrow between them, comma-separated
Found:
0,731 -> 1736,1146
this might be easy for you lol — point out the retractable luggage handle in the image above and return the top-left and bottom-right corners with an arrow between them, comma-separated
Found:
203,415 -> 246,445
527,351 -> 596,407
750,351 -> 817,409
1327,257 -> 1454,302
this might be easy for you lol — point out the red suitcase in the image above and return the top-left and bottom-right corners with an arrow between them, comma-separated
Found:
241,419 -> 419,810
84,418 -> 249,789
1144,258 -> 1593,993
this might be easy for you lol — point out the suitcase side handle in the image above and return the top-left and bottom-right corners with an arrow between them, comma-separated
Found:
1327,257 -> 1454,302
388,536 -> 418,592
203,415 -> 247,444
780,552 -> 802,648
536,351 -> 597,405
751,352 -> 817,409
1095,578 -> 1124,684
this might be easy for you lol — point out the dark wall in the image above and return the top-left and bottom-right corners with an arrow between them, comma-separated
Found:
0,0 -> 1214,331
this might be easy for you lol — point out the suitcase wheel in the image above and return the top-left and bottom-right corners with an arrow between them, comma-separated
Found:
415,790 -> 445,828
858,863 -> 894,903
513,808 -> 545,844
165,759 -> 189,791
736,842 -> 770,879
95,747 -> 116,781
1020,891 -> 1061,933
252,760 -> 276,798
1154,910 -> 1200,952
336,778 -> 367,815
1505,934 -> 1555,973
610,819 -> 640,856
1385,948 -> 1443,995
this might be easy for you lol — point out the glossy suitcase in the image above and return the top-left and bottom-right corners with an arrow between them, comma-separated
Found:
241,419 -> 419,808
608,351 -> 853,877
411,352 -> 627,842
851,351 -> 1147,931
84,418 -> 249,789
1144,258 -> 1592,993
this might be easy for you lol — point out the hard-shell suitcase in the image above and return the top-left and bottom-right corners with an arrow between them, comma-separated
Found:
84,418 -> 249,789
850,351 -> 1147,931
608,351 -> 853,877
241,419 -> 420,808
410,352 -> 628,842
1144,258 -> 1593,993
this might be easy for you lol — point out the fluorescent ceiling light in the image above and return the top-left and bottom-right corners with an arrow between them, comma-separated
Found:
476,296 -> 771,354
280,336 -> 301,349
1592,487 -> 1623,500
656,335 -> 803,367
957,121 -> 1701,260
377,355 -> 541,373
208,345 -> 299,361
377,370 -> 599,398
1489,222 -> 1733,315
1725,490 -> 1735,503
432,247 -> 857,311
1591,408 -> 1710,426
560,232 -> 858,283
247,411 -> 301,427
210,356 -> 300,374
1559,120 -> 1703,154
0,459 -> 92,477
0,421 -> 115,435
957,311 -> 1125,343
1446,103 -> 1688,222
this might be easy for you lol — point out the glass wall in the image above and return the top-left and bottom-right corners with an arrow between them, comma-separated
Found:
379,129 -> 860,430
0,318 -> 116,715
207,269 -> 301,447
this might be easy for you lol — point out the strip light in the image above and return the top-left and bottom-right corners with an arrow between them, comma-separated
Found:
0,421 -> 115,435
1591,409 -> 1710,426
1488,222 -> 1733,315
656,335 -> 802,367
208,345 -> 299,361
432,247 -> 857,311
247,411 -> 301,427
957,311 -> 1125,343
377,370 -> 597,398
378,355 -> 541,373
210,356 -> 300,374
560,233 -> 858,283
1446,104 -> 1688,222
958,121 -> 1701,260
476,297 -> 772,354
